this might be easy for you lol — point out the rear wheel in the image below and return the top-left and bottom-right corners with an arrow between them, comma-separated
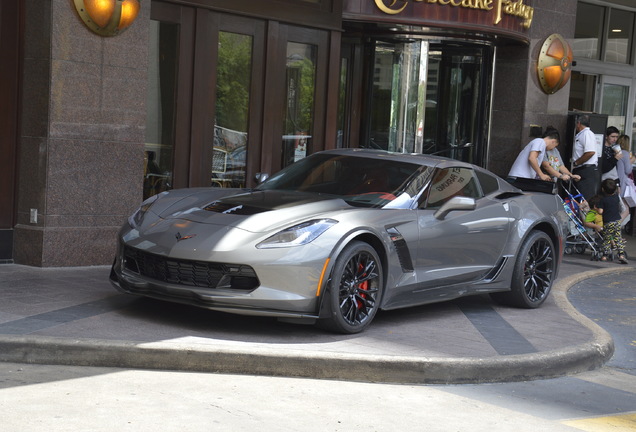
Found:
491,231 -> 555,308
318,241 -> 383,334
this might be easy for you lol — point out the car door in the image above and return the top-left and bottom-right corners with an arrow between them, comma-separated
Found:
412,166 -> 513,300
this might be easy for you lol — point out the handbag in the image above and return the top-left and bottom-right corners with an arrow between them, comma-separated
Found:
622,177 -> 636,207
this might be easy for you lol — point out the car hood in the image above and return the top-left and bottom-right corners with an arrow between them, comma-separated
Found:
152,189 -> 350,233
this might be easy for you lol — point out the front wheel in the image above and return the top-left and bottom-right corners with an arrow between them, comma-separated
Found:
491,231 -> 555,308
317,241 -> 383,334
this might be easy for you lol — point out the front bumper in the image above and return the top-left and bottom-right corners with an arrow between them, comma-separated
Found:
110,243 -> 325,319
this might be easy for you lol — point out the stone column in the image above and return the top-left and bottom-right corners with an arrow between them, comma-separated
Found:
14,0 -> 150,266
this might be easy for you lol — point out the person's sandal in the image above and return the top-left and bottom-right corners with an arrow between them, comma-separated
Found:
600,256 -> 608,262
618,255 -> 628,264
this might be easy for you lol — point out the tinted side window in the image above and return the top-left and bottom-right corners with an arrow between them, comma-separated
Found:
423,167 -> 481,209
475,170 -> 499,195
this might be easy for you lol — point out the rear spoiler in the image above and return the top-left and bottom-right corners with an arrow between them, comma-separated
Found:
505,177 -> 557,194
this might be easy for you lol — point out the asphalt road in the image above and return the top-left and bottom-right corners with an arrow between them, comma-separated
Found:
568,272 -> 636,374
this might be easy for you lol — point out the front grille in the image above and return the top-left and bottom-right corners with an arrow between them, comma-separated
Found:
123,246 -> 259,291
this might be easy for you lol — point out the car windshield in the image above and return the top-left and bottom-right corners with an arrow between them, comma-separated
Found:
257,153 -> 434,208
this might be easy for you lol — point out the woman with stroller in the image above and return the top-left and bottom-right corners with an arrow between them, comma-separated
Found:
598,178 -> 628,264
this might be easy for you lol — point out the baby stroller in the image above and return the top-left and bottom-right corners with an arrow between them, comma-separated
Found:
560,182 -> 604,260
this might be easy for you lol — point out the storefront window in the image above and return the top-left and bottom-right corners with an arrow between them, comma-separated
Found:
601,82 -> 629,132
605,8 -> 635,64
144,20 -> 177,199
282,42 -> 317,167
573,2 -> 605,60
213,31 -> 253,187
568,72 -> 597,111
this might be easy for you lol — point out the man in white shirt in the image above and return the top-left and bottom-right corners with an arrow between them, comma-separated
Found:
572,114 -> 599,200
508,128 -> 560,181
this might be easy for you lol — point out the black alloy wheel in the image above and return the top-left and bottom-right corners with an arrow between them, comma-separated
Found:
318,241 -> 383,334
491,230 -> 555,308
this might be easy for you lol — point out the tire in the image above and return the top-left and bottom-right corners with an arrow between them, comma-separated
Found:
491,231 -> 555,308
318,241 -> 383,334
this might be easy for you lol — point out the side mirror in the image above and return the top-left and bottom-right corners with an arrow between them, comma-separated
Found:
255,172 -> 269,184
434,196 -> 476,220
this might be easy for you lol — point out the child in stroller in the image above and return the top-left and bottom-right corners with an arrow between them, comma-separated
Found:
583,195 -> 606,259
583,195 -> 603,234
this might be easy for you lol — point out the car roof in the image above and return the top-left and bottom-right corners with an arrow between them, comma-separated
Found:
317,148 -> 476,170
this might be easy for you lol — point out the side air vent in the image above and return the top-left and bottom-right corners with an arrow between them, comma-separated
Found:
482,256 -> 509,282
386,227 -> 414,272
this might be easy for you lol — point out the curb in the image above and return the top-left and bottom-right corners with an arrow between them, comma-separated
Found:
0,268 -> 630,384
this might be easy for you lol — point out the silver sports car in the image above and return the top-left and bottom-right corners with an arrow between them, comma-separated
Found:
110,149 -> 568,334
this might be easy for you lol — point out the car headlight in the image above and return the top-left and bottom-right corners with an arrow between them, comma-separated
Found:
128,193 -> 163,228
256,219 -> 338,249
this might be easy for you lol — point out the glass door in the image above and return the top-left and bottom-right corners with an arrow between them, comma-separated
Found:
282,42 -> 318,167
144,5 -> 330,196
599,76 -> 632,134
275,25 -> 329,171
363,40 -> 492,166
430,45 -> 489,163
144,3 -> 194,199
211,18 -> 266,188
144,5 -> 266,198
213,31 -> 253,187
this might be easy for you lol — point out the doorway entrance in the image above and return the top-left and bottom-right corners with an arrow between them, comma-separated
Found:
342,38 -> 493,166
144,2 -> 332,199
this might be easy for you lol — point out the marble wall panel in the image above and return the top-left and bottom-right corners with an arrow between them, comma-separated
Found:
52,0 -> 104,64
16,136 -> 48,226
40,226 -> 119,267
46,138 -> 143,220
23,0 -> 52,61
13,225 -> 44,267
21,57 -> 51,139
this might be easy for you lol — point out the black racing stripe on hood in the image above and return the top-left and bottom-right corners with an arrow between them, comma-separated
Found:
202,190 -> 338,215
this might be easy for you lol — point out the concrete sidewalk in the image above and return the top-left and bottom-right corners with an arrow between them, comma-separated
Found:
0,237 -> 634,384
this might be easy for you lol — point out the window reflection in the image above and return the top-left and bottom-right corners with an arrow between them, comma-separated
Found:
573,2 -> 604,60
366,41 -> 485,164
424,168 -> 481,209
144,20 -> 177,199
282,42 -> 317,168
568,72 -> 597,112
336,57 -> 348,148
602,83 -> 629,132
213,32 -> 253,187
605,8 -> 634,64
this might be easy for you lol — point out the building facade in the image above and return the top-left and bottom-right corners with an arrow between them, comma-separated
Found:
3,0 -> 626,267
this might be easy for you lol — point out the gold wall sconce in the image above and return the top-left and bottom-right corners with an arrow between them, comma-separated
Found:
73,0 -> 140,37
537,33 -> 573,94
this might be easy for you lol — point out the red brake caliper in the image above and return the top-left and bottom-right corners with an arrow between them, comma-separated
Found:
357,263 -> 368,309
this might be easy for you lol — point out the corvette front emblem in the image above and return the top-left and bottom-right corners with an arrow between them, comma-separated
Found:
175,232 -> 197,242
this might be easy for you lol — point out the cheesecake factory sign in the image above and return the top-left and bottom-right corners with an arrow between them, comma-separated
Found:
344,0 -> 534,40
375,0 -> 533,28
